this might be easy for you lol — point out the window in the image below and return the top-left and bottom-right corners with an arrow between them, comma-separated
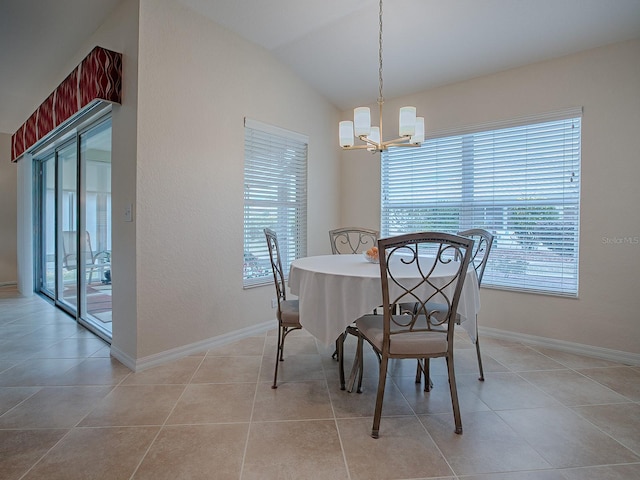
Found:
243,118 -> 308,287
381,109 -> 582,296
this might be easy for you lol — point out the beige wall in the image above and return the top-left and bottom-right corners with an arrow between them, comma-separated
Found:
131,0 -> 340,359
0,133 -> 17,285
340,39 -> 640,356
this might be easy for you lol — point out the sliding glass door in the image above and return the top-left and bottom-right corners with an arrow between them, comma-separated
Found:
35,114 -> 112,341
58,141 -> 79,310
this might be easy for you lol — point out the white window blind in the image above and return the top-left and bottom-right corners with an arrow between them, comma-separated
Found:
381,110 -> 582,296
243,118 -> 308,287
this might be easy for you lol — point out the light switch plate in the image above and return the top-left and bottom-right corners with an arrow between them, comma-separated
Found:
124,204 -> 133,222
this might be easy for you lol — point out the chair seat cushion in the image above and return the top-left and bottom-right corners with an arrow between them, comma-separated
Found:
355,314 -> 448,356
279,299 -> 301,327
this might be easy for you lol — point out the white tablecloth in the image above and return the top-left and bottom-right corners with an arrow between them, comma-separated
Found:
288,254 -> 480,346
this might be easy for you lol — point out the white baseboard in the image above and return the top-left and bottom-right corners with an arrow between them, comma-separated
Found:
479,326 -> 640,366
110,320 -> 275,372
0,281 -> 18,288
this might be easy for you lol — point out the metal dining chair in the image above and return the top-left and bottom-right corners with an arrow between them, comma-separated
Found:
354,232 -> 474,437
329,227 -> 379,392
264,228 -> 302,389
329,227 -> 379,255
413,228 -> 495,389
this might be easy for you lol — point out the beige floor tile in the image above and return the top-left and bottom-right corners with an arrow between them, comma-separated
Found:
242,420 -> 349,480
571,402 -> 640,453
0,386 -> 40,415
394,374 -> 491,415
328,375 -> 414,418
474,336 -> 523,348
420,410 -> 552,475
46,357 -> 131,385
483,345 -> 567,372
263,334 -> 320,357
0,341 -> 59,362
22,322 -> 87,340
0,386 -> 114,428
252,380 -> 333,421
577,366 -> 640,401
559,463 -> 640,479
31,337 -> 107,359
206,336 -> 267,357
518,369 -> 629,406
459,471 -> 566,479
90,345 -> 112,358
122,356 -> 203,385
133,424 -> 248,479
0,429 -> 68,480
0,358 -> 83,386
191,356 -> 262,384
497,406 -> 640,468
259,353 -> 326,384
79,384 -> 185,426
166,383 -> 255,424
338,416 -> 453,479
2,292 -> 638,479
456,371 -> 561,410
449,347 -> 510,376
530,348 -> 626,369
22,426 -> 159,480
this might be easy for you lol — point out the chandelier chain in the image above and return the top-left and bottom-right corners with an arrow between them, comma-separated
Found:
378,0 -> 384,104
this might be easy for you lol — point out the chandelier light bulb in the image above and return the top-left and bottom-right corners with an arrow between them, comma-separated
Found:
399,106 -> 417,137
367,126 -> 381,151
354,107 -> 372,137
411,117 -> 425,144
339,121 -> 355,147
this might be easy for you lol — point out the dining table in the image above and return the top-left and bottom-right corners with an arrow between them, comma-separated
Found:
288,253 -> 481,348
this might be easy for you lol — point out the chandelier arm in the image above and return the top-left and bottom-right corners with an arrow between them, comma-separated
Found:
381,137 -> 414,147
341,144 -> 374,151
359,135 -> 381,147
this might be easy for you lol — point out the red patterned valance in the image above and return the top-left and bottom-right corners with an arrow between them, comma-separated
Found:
11,46 -> 122,162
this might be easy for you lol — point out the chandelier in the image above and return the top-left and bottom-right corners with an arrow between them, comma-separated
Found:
339,0 -> 424,153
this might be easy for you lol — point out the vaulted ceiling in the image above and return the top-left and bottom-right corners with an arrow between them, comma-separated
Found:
2,0 -> 639,134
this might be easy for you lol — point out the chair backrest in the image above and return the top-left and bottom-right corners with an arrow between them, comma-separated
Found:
61,230 -> 94,270
329,227 -> 379,254
457,228 -> 494,286
377,232 -> 474,350
264,228 -> 287,308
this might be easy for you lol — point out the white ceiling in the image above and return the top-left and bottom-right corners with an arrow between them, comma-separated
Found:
2,0 -> 640,134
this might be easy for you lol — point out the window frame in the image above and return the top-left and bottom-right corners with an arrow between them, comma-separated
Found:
243,118 -> 308,288
381,108 -> 582,297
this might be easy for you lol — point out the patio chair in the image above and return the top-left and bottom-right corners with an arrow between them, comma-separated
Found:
61,230 -> 110,284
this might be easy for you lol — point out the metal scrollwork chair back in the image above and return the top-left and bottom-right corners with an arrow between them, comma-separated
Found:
354,232 -> 474,438
329,227 -> 379,255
